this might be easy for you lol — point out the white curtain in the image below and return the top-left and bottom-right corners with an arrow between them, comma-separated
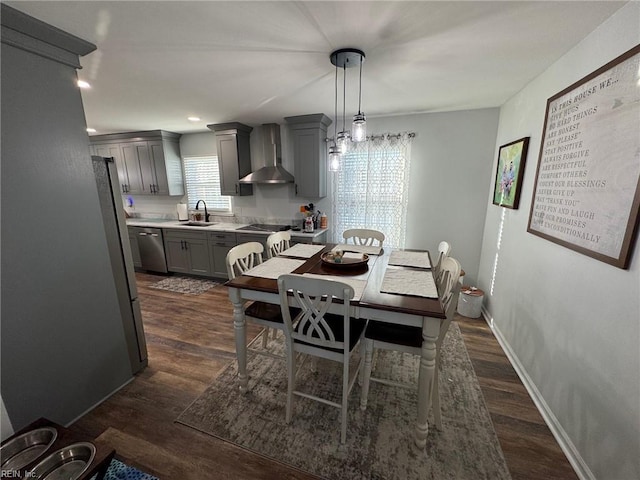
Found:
331,133 -> 413,248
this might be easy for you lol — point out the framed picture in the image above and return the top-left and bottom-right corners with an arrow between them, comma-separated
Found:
527,44 -> 640,269
492,137 -> 530,209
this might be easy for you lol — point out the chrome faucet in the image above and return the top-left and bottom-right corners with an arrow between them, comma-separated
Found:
195,200 -> 210,222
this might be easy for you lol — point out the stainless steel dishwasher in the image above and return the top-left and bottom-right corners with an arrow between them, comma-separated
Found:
137,228 -> 168,273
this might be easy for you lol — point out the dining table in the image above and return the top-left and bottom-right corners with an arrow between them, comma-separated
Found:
225,243 -> 445,449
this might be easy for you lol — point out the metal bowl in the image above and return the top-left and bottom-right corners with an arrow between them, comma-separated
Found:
0,426 -> 58,470
27,442 -> 96,480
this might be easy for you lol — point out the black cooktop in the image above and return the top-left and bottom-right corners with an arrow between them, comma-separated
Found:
237,224 -> 292,232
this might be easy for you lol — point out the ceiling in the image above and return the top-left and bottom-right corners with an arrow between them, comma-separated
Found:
7,1 -> 626,135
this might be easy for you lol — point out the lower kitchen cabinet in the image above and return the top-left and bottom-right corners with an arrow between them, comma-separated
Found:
235,233 -> 268,252
164,229 -> 211,276
209,231 -> 237,278
291,231 -> 327,245
128,227 -> 142,268
128,225 -> 328,279
236,231 -> 327,249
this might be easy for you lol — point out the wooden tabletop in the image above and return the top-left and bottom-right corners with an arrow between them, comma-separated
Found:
225,244 -> 446,319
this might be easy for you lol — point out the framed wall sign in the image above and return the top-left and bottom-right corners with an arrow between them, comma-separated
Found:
492,137 -> 530,209
527,44 -> 640,269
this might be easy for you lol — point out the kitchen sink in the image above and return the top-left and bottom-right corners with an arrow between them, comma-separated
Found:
184,221 -> 217,227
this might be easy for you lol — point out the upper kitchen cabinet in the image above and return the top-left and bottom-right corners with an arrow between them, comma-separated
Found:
207,122 -> 253,196
90,130 -> 184,196
285,114 -> 332,199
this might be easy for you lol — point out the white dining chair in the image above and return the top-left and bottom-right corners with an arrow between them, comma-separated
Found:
359,256 -> 462,430
277,274 -> 367,444
433,241 -> 452,283
266,230 -> 291,259
342,228 -> 385,247
226,242 -> 292,357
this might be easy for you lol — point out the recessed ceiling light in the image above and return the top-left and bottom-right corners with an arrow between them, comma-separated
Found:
86,128 -> 97,133
77,80 -> 91,89
187,116 -> 201,122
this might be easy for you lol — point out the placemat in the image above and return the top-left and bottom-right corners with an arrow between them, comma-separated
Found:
301,273 -> 367,301
388,250 -> 431,269
380,267 -> 438,298
243,257 -> 306,279
280,243 -> 326,258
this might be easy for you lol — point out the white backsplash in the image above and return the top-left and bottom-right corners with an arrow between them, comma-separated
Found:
123,193 -> 323,227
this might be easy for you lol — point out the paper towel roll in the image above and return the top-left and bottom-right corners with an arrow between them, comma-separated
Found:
177,203 -> 188,221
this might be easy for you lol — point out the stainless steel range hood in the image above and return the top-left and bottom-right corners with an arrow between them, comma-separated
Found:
239,123 -> 294,184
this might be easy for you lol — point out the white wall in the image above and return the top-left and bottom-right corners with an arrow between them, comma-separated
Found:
477,3 -> 639,479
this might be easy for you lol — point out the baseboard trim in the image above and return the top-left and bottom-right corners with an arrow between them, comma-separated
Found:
64,376 -> 136,428
479,306 -> 595,480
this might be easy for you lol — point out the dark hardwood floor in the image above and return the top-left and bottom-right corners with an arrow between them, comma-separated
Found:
69,272 -> 578,479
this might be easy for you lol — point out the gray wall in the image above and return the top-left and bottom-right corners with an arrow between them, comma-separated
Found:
477,2 -> 639,479
1,24 -> 133,428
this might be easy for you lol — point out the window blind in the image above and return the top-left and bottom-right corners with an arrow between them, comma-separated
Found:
182,156 -> 231,211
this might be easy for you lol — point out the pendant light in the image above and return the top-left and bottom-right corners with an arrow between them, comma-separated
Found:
352,51 -> 366,142
328,60 -> 341,172
329,48 -> 365,170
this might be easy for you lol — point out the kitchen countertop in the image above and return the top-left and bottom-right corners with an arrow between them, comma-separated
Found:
126,219 -> 327,238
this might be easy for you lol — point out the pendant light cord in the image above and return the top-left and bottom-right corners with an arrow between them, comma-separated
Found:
342,64 -> 347,133
334,62 -> 338,139
357,55 -> 363,114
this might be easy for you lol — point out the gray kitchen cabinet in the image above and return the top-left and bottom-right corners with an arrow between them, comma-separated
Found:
128,227 -> 142,268
236,233 -> 268,252
90,130 -> 184,196
208,122 -> 253,196
291,231 -> 327,246
93,143 -> 130,194
208,231 -> 237,278
121,142 -> 148,194
148,139 -> 183,195
164,229 -> 211,276
285,114 -> 332,199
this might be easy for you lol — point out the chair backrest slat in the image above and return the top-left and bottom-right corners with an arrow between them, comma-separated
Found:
278,274 -> 354,351
226,242 -> 264,279
342,228 -> 385,247
437,256 -> 461,311
294,291 -> 337,344
266,231 -> 291,259
434,241 -> 452,282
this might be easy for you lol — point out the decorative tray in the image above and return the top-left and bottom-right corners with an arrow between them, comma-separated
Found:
321,252 -> 369,269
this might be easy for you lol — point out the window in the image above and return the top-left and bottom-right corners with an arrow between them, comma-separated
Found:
331,133 -> 413,248
182,156 -> 231,212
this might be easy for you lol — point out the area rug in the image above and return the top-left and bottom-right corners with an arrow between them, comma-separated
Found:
150,275 -> 219,295
176,323 -> 511,480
